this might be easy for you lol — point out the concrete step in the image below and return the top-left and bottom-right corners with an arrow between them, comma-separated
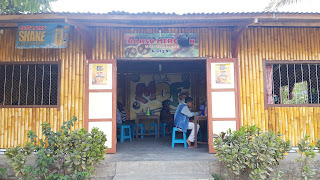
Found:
113,174 -> 214,180
113,161 -> 214,180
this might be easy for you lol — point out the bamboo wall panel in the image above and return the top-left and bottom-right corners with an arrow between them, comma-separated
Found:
1,25 -> 319,148
91,27 -> 233,59
239,27 -> 320,146
0,28 -> 85,148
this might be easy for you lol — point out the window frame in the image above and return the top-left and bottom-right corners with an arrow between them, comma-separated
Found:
263,59 -> 320,108
0,61 -> 61,109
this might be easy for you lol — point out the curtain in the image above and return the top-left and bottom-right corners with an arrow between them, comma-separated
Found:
266,66 -> 274,104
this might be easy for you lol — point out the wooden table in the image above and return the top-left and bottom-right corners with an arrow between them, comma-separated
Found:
135,115 -> 160,139
194,116 -> 208,148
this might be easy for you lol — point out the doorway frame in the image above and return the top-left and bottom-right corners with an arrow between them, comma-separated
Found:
85,59 -> 117,154
206,58 -> 241,153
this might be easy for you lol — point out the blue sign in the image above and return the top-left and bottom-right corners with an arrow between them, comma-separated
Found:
16,23 -> 70,49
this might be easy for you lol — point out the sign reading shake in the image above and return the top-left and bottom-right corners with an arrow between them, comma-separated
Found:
16,23 -> 70,49
124,33 -> 199,57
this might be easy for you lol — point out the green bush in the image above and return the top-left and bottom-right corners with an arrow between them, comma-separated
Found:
213,125 -> 291,180
295,134 -> 316,180
5,116 -> 108,180
0,167 -> 7,179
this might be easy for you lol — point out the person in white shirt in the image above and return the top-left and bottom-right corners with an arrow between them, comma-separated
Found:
174,97 -> 200,148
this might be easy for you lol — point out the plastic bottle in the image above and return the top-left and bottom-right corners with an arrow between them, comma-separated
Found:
146,107 -> 150,116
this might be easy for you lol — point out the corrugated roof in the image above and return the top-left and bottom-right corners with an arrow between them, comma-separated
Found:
1,11 -> 320,16
1,11 -> 320,28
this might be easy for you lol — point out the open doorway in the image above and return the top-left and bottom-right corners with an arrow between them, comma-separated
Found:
116,59 -> 209,153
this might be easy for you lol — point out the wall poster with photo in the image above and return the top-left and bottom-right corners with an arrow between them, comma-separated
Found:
211,63 -> 235,89
89,64 -> 113,89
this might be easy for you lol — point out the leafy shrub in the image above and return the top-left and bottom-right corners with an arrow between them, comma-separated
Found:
213,125 -> 291,180
0,167 -> 7,179
295,134 -> 316,180
5,116 -> 107,180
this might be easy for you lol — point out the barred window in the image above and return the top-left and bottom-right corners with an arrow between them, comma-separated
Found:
264,60 -> 320,107
0,63 -> 60,107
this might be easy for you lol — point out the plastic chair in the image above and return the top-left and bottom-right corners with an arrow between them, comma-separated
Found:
160,123 -> 169,137
171,127 -> 187,148
117,124 -> 132,143
149,123 -> 158,139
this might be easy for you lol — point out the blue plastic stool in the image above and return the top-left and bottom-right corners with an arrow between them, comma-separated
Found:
171,127 -> 187,148
130,124 -> 136,139
149,123 -> 158,139
137,124 -> 146,139
117,124 -> 132,143
160,123 -> 169,137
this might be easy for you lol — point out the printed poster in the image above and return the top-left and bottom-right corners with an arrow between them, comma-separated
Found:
215,64 -> 231,84
16,23 -> 70,49
89,64 -> 113,89
211,63 -> 235,89
123,33 -> 199,57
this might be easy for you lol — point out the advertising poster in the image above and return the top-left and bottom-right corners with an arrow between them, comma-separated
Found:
215,64 -> 231,84
211,63 -> 235,89
123,33 -> 199,57
16,23 -> 70,49
89,64 -> 113,90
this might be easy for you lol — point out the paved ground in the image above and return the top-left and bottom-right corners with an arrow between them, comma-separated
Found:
106,135 -> 214,162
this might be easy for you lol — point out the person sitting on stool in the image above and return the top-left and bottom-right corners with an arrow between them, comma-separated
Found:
160,99 -> 174,134
174,97 -> 200,148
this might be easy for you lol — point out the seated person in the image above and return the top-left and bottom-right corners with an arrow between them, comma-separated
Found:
160,100 -> 174,133
174,97 -> 200,148
117,102 -> 127,124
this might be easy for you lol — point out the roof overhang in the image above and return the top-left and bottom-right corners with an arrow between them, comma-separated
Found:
1,12 -> 320,28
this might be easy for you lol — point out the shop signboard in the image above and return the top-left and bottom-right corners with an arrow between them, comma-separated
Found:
124,33 -> 199,57
16,23 -> 70,49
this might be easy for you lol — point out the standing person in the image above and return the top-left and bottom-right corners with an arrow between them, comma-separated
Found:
160,100 -> 174,134
174,97 -> 200,148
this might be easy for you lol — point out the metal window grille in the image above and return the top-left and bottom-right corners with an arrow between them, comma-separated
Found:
266,63 -> 320,105
0,64 -> 58,106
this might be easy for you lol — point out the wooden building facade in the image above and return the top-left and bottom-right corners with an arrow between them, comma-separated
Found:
0,12 -> 320,153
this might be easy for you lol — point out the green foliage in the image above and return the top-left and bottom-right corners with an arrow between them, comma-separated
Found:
213,173 -> 221,180
280,81 -> 308,104
316,138 -> 320,150
265,0 -> 302,11
0,167 -> 8,179
213,125 -> 291,180
0,0 -> 57,14
5,116 -> 108,180
294,134 -> 316,180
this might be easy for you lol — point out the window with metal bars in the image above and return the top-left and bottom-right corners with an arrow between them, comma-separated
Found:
263,60 -> 320,107
0,63 -> 60,107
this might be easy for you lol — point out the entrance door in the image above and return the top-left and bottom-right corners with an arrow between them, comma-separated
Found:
206,58 -> 240,153
85,60 -> 117,153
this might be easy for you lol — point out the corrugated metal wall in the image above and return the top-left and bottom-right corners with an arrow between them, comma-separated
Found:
1,26 -> 319,148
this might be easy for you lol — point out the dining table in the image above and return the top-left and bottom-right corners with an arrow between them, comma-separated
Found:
194,115 -> 208,148
135,114 -> 160,139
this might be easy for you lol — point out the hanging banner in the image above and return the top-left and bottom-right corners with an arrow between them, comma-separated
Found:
124,33 -> 199,57
16,23 -> 70,49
